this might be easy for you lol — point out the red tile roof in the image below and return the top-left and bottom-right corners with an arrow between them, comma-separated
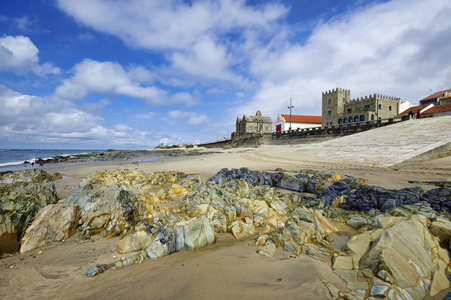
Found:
280,114 -> 322,124
395,104 -> 431,118
422,104 -> 451,115
420,89 -> 451,101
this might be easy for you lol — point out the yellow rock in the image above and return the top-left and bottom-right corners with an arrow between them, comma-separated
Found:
430,271 -> 449,296
331,173 -> 342,182
313,211 -> 338,235
169,183 -> 188,198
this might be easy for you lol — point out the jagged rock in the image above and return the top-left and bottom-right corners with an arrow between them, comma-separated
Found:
0,170 -> 58,254
333,215 -> 450,299
208,168 -> 336,193
65,169 -> 184,238
346,215 -> 367,229
181,178 -> 289,236
319,181 -> 422,212
86,251 -> 145,277
421,188 -> 451,213
145,216 -> 216,259
257,208 -> 337,258
257,240 -> 277,257
20,204 -> 81,253
116,230 -> 154,254
430,218 -> 451,246
168,183 -> 188,198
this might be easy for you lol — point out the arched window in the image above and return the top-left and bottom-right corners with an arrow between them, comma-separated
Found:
338,118 -> 343,124
360,115 -> 365,122
354,116 -> 359,123
349,117 -> 353,123
371,114 -> 375,120
343,118 -> 348,124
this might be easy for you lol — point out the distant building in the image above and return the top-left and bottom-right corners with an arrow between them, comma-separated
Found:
396,103 -> 451,119
395,104 -> 434,120
274,114 -> 322,132
322,88 -> 401,127
419,89 -> 451,106
399,101 -> 415,114
236,110 -> 272,137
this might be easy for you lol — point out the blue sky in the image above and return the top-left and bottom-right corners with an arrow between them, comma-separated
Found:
0,0 -> 450,149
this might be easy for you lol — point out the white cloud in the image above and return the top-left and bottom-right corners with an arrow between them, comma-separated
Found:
56,0 -> 286,86
236,0 -> 451,119
0,85 -> 178,148
168,110 -> 209,124
57,0 -> 287,50
55,59 -> 199,106
0,35 -> 60,76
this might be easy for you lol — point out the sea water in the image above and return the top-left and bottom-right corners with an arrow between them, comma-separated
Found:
0,149 -> 102,170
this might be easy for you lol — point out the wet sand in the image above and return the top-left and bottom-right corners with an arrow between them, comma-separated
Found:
1,145 -> 451,299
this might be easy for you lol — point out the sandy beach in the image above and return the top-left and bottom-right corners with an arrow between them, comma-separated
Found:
1,145 -> 451,300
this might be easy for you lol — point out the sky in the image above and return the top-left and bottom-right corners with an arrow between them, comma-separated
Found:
0,0 -> 450,149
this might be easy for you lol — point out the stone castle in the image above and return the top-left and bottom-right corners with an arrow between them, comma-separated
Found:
322,88 -> 401,127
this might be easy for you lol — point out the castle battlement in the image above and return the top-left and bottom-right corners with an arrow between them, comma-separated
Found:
347,93 -> 400,103
322,87 -> 350,96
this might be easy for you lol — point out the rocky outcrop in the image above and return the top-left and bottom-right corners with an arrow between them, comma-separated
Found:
145,216 -> 216,259
20,204 -> 81,253
421,188 -> 451,213
332,215 -> 450,298
0,170 -> 58,254
181,178 -> 293,238
65,169 -> 186,238
318,181 -> 423,212
208,168 -> 341,194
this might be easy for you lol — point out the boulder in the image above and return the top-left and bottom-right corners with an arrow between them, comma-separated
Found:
319,181 -> 422,212
430,218 -> 451,246
20,204 -> 81,253
65,169 -> 185,238
421,188 -> 451,213
86,251 -> 145,277
116,230 -> 154,254
333,216 -> 450,299
145,216 -> 216,259
0,170 -> 58,254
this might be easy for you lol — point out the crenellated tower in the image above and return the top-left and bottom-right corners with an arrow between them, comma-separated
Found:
322,87 -> 351,127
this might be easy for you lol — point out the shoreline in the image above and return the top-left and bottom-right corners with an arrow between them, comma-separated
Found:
1,145 -> 451,299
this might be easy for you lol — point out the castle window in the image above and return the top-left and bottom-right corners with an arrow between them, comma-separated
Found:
371,115 -> 375,120
349,117 -> 353,123
326,122 -> 329,126
328,111 -> 331,116
347,108 -> 352,113
365,105 -> 370,112
360,115 -> 365,122
354,116 -> 359,123
343,118 -> 348,124
389,106 -> 392,111
338,118 -> 343,124
378,104 -> 382,109
343,98 -> 346,103
330,121 -> 333,125
328,99 -> 331,104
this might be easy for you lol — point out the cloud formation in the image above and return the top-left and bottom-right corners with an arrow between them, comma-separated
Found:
0,35 -> 60,76
168,110 -> 209,125
55,59 -> 199,106
0,85 -> 178,147
237,0 -> 451,117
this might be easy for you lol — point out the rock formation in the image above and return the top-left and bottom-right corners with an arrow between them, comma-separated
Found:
20,203 -> 81,253
0,170 -> 58,254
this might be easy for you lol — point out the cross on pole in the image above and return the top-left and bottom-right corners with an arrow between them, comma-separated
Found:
287,97 -> 294,130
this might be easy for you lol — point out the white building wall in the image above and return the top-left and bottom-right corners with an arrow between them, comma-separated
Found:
274,114 -> 322,131
399,101 -> 414,114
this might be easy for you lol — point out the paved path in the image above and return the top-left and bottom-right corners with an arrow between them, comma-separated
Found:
295,116 -> 451,167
